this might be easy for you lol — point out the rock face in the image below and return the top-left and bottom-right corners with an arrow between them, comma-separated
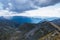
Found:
52,19 -> 60,26
0,18 -> 21,40
0,18 -> 60,40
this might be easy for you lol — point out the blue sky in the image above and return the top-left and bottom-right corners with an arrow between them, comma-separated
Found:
0,0 -> 60,19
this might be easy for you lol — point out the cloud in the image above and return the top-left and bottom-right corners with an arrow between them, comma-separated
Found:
0,0 -> 60,12
0,0 -> 37,12
33,0 -> 60,7
0,3 -> 60,19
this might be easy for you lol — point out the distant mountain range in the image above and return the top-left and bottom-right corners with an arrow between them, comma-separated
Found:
1,16 -> 59,24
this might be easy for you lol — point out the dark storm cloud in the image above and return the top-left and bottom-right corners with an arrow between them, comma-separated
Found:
0,0 -> 60,12
32,0 -> 60,7
0,0 -> 37,12
9,0 -> 36,12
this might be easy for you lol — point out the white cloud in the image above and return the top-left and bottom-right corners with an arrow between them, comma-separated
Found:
0,3 -> 60,19
18,7 -> 60,17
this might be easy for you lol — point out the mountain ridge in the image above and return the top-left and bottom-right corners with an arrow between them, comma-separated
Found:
0,17 -> 60,40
